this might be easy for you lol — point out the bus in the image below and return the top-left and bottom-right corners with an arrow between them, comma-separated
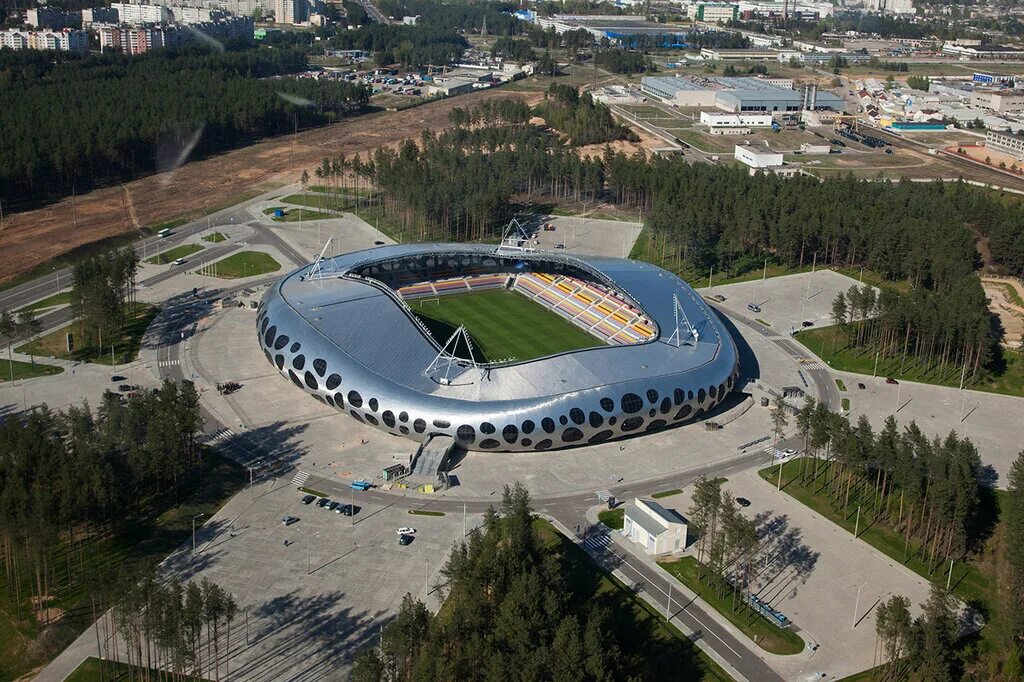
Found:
157,228 -> 172,238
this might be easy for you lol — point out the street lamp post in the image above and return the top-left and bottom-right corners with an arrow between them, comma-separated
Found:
248,460 -> 264,499
192,513 -> 206,555
297,527 -> 319,575
852,581 -> 868,629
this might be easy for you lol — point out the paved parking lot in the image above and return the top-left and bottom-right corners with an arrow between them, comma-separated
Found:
703,269 -> 878,336
640,468 -> 933,681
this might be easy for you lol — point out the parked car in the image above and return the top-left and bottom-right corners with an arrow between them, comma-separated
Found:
374,240 -> 385,246
111,375 -> 126,382
747,303 -> 761,313
282,516 -> 299,526
857,382 -> 866,390
736,497 -> 751,508
886,377 -> 899,385
172,259 -> 186,266
328,501 -> 340,512
351,480 -> 372,491
801,320 -> 814,327
119,384 -> 132,392
316,498 -> 331,508
782,448 -> 797,457
301,494 -> 315,505
398,534 -> 414,546
397,527 -> 416,535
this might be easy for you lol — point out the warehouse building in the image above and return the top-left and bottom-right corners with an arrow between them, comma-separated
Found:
700,111 -> 772,134
622,499 -> 689,556
641,75 -> 842,113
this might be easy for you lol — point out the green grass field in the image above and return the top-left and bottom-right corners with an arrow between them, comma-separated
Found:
145,243 -> 203,265
200,252 -> 281,279
201,231 -> 226,243
16,303 -> 159,366
0,358 -> 63,382
410,289 -> 603,362
16,290 -> 71,312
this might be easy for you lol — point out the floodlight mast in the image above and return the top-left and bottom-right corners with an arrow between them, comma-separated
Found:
495,218 -> 535,254
307,237 -> 334,283
425,325 -> 479,383
667,293 -> 699,348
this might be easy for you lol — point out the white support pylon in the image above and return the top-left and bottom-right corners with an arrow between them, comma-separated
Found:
307,237 -> 334,283
667,293 -> 698,348
425,325 -> 478,383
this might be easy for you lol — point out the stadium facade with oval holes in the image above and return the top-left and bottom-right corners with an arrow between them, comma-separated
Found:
257,243 -> 739,453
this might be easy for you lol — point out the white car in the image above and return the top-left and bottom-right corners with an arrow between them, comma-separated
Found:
172,258 -> 186,266
396,527 -> 416,535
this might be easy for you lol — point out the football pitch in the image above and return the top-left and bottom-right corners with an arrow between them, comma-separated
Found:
410,289 -> 604,362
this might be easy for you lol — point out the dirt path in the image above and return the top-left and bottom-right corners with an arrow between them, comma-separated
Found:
0,88 -> 543,285
982,276 -> 1024,348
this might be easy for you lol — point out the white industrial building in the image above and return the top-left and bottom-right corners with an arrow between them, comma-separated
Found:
622,498 -> 688,556
735,145 -> 783,168
700,111 -> 772,134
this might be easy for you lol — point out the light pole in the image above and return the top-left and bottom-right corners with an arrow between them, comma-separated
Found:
297,527 -> 319,575
852,581 -> 868,629
192,513 -> 206,555
248,460 -> 264,499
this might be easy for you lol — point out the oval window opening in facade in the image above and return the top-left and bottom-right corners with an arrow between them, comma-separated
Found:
646,389 -> 659,404
261,317 -> 269,334
479,438 -> 500,449
562,427 -> 584,442
293,355 -> 305,371
588,411 -> 604,428
588,430 -> 614,444
413,418 -> 426,434
273,334 -> 289,351
349,410 -> 364,423
290,342 -> 301,353
399,426 -> 409,435
288,370 -> 303,388
621,417 -> 644,432
313,358 -> 327,377
456,425 -> 476,444
303,372 -> 318,390
399,411 -> 409,423
264,325 -> 277,347
688,390 -> 694,401
521,420 -> 535,434
648,409 -> 657,418
660,397 -> 672,415
674,404 -> 692,421
697,388 -> 706,403
520,438 -> 533,447
541,417 -> 556,434
382,411 -> 396,428
600,397 -> 615,412
674,388 -> 684,406
348,390 -> 363,408
369,398 -> 379,412
335,393 -> 345,409
480,422 -> 495,435
326,374 -> 342,390
325,394 -> 335,407
534,439 -> 553,451
274,354 -> 285,370
621,393 -> 644,414
569,408 -> 585,425
364,414 -> 379,426
263,349 -> 273,366
608,416 -> 617,426
709,385 -> 717,400
502,425 -> 519,443
646,419 -> 667,432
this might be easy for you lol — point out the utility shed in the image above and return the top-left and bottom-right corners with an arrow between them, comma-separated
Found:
623,498 -> 688,555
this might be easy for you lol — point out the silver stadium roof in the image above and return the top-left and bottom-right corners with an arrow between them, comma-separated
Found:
258,243 -> 739,453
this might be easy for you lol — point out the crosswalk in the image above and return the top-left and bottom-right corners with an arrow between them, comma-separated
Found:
292,471 -> 310,488
583,533 -> 612,552
763,447 -> 796,460
158,359 -> 180,367
205,427 -> 235,444
800,359 -> 829,371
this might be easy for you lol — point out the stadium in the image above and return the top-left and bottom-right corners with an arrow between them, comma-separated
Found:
256,242 -> 739,454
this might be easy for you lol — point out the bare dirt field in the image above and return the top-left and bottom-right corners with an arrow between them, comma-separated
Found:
0,88 -> 543,286
982,277 -> 1024,348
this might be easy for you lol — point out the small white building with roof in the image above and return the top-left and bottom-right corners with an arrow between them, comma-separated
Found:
622,498 -> 688,556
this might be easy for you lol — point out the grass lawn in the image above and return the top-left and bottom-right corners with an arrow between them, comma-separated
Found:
659,556 -> 805,655
536,520 -> 729,681
756,459 -> 996,618
794,326 -> 1024,397
309,185 -> 377,198
835,378 -> 847,391
16,290 -> 71,312
598,508 -> 624,530
16,303 -> 159,366
297,486 -> 328,498
145,243 -> 203,265
202,232 -> 226,243
0,452 -> 243,680
652,488 -> 683,499
410,289 -> 603,363
67,656 -> 210,682
409,509 -> 445,517
272,207 -> 334,223
0,357 -> 64,382
281,193 -> 358,212
201,252 -> 281,279
842,397 -> 850,411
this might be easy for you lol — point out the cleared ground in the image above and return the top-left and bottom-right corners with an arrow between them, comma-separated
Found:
410,288 -> 602,362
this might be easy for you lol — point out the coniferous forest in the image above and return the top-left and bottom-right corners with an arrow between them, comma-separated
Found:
0,46 -> 370,203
